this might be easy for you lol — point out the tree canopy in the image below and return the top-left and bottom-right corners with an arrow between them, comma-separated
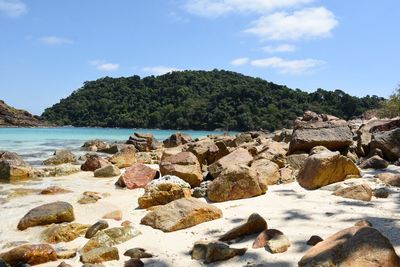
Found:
41,70 -> 383,131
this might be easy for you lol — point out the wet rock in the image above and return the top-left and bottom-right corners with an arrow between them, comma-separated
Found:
297,150 -> 361,190
306,235 -> 323,246
85,220 -> 109,239
160,151 -> 203,187
81,155 -> 110,172
40,186 -> 72,195
373,187 -> 389,198
207,165 -> 267,202
123,248 -> 153,259
163,132 -> 192,148
78,191 -> 102,204
359,155 -> 389,169
102,210 -> 122,221
376,173 -> 400,187
0,244 -> 57,266
208,148 -> 253,179
115,163 -> 158,189
191,241 -> 246,264
80,247 -> 119,264
109,146 -> 137,168
140,198 -> 222,232
298,226 -> 400,267
219,213 -> 267,242
332,184 -> 373,201
0,151 -> 32,181
93,164 -> 121,177
18,201 -> 74,230
41,223 -> 90,243
43,150 -> 77,165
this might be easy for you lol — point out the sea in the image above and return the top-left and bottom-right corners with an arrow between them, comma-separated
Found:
0,127 -> 231,166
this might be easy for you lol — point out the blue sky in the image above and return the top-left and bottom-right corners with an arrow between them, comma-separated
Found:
0,0 -> 399,115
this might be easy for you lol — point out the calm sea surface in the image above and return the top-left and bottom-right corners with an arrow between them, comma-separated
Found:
0,127 -> 230,166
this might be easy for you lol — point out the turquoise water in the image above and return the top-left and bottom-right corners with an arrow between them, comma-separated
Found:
0,127 -> 231,166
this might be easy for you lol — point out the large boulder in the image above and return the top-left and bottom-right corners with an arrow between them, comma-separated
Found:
184,138 -> 220,166
289,113 -> 353,154
116,163 -> 158,189
163,132 -> 192,148
298,226 -> 400,267
43,150 -> 77,165
81,154 -> 110,171
140,198 -> 222,232
126,133 -> 160,152
159,151 -> 203,187
297,150 -> 361,190
109,145 -> 137,168
370,126 -> 400,161
0,151 -> 32,181
356,119 -> 393,156
0,244 -> 57,266
18,201 -> 75,230
94,164 -> 121,177
250,159 -> 280,185
208,148 -> 253,179
82,139 -> 110,152
207,165 -> 267,202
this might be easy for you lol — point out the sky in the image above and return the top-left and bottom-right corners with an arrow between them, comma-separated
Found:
0,0 -> 399,115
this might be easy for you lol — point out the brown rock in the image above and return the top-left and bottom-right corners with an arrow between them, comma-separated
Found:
208,148 -> 253,179
252,229 -> 290,253
332,184 -> 373,201
57,261 -> 73,267
376,173 -> 400,187
184,138 -> 220,165
102,210 -> 122,221
43,150 -> 77,165
93,164 -> 121,177
41,223 -> 90,243
126,132 -> 160,152
80,247 -> 119,264
287,153 -> 308,170
250,159 -> 280,185
374,187 -> 389,198
298,150 -> 361,190
359,155 -> 389,169
298,226 -> 400,267
124,258 -> 144,267
355,220 -> 373,227
17,201 -> 75,230
123,248 -> 153,259
85,220 -> 109,239
138,182 -> 191,209
40,186 -> 72,195
82,140 -> 110,152
116,163 -> 158,189
306,235 -> 323,246
81,154 -> 109,172
0,151 -> 32,181
0,244 -> 57,266
109,146 -> 137,168
279,167 -> 297,184
140,198 -> 222,232
160,151 -> 203,187
191,241 -> 246,264
219,213 -> 267,241
78,191 -> 102,204
163,132 -> 192,148
370,126 -> 400,161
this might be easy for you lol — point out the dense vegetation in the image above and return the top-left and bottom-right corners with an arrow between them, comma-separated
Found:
378,85 -> 400,118
42,70 -> 383,131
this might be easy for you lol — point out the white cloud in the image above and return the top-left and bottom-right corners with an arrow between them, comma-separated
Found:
245,7 -> 338,41
142,66 -> 181,76
231,57 -> 249,66
184,0 -> 314,17
251,56 -> 325,74
90,60 -> 119,72
263,44 -> 296,53
39,36 -> 74,45
0,0 -> 27,17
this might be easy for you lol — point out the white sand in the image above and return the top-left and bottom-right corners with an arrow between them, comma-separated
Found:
0,166 -> 399,267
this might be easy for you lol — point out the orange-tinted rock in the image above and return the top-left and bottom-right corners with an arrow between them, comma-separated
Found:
116,163 -> 158,189
332,184 -> 373,201
81,154 -> 109,171
219,213 -> 267,241
0,244 -> 57,266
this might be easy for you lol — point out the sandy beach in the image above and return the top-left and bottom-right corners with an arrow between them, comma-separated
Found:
1,165 -> 399,267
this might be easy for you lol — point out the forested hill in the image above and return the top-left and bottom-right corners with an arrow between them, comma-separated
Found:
41,70 -> 383,131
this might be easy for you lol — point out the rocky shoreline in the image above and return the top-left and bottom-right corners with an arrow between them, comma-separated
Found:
0,111 -> 400,266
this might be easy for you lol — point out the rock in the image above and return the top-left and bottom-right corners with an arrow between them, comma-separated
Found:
115,163 -> 158,189
148,175 -> 191,188
208,148 -> 253,179
163,132 -> 192,148
191,241 -> 246,264
359,155 -> 389,169
306,235 -> 323,246
219,213 -> 267,241
93,164 -> 121,177
126,133 -> 160,152
55,247 -> 77,259
159,151 -> 202,187
100,144 -> 119,154
355,220 -> 373,227
102,210 -> 122,221
17,201 -> 75,230
279,167 -> 297,184
0,151 -> 32,181
57,262 -> 72,267
0,259 -> 9,267
289,115 -> 353,154
356,119 -> 393,156
252,229 -> 290,253
32,164 -> 80,177
192,181 -> 211,198
121,220 -> 132,227
109,146 -> 137,168
250,159 -> 280,185
287,153 -> 308,170
124,259 -> 144,267
374,187 -> 389,198
123,248 -> 153,259
376,173 -> 400,187
80,247 -> 119,264
81,264 -> 105,267
82,140 -> 110,152
298,226 -> 400,267
40,186 -> 72,195
0,244 -> 57,266
207,165 -> 267,202
140,198 -> 222,232
332,184 -> 373,201
6,188 -> 41,200
138,182 -> 191,209
297,150 -> 361,190
82,226 -> 141,253
370,122 -> 400,161
78,191 -> 102,204
85,220 -> 109,239
43,150 -> 76,165
184,138 -> 220,166
81,155 -> 110,172
41,223 -> 90,243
